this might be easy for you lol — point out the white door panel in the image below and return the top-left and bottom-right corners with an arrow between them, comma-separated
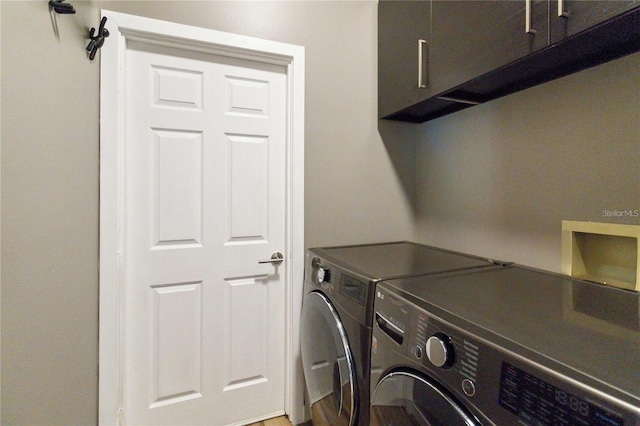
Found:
123,40 -> 286,426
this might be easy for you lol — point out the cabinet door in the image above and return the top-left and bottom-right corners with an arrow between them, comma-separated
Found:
429,0 -> 548,99
550,0 -> 638,44
378,0 -> 430,118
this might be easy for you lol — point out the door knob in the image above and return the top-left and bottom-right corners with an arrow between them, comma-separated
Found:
258,252 -> 284,266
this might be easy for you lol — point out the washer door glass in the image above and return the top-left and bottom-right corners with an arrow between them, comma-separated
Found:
301,291 -> 356,426
371,371 -> 479,426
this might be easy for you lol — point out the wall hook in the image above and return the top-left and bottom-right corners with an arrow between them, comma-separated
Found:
49,0 -> 75,14
87,16 -> 109,61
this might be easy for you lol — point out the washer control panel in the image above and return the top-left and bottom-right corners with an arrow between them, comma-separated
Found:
374,286 -> 480,397
413,311 -> 480,390
372,283 -> 639,426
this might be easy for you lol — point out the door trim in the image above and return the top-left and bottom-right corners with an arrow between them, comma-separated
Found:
98,10 -> 305,425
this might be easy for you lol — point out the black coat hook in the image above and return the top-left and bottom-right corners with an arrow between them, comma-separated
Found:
87,16 -> 109,61
49,0 -> 75,14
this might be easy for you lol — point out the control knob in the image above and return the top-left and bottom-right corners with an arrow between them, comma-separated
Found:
426,332 -> 455,369
311,257 -> 331,285
317,266 -> 331,284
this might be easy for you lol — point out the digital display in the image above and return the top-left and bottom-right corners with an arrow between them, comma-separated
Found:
339,274 -> 367,306
499,362 -> 625,426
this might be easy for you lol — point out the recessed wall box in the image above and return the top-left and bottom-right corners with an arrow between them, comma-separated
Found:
562,221 -> 640,291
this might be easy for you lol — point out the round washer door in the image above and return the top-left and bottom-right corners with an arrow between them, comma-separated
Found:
371,371 -> 479,426
301,291 -> 356,426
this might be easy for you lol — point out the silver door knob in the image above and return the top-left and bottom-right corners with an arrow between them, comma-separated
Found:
258,252 -> 284,266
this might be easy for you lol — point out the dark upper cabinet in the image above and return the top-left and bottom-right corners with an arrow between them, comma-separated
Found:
379,0 -> 640,123
378,0 -> 430,119
550,0 -> 637,43
428,0 -> 548,99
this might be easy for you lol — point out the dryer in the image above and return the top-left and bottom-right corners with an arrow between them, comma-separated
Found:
300,241 -> 502,426
371,265 -> 640,425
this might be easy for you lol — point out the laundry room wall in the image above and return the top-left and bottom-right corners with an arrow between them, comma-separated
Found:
103,0 -> 418,248
414,52 -> 640,272
1,1 -> 415,424
1,1 -> 101,424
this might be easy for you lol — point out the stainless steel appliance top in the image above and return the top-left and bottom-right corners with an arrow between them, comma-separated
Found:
382,265 -> 640,405
309,241 -> 500,283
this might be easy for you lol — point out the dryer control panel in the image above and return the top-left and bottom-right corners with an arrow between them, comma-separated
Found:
304,251 -> 373,326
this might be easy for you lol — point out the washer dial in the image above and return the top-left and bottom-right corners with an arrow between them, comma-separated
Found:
426,333 -> 455,368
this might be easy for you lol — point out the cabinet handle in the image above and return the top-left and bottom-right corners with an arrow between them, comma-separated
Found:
525,0 -> 536,34
558,0 -> 569,17
418,39 -> 427,89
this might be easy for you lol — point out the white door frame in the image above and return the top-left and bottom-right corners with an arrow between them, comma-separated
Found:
98,10 -> 305,425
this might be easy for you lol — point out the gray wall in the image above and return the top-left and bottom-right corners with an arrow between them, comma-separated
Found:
1,1 -> 415,424
2,0 -> 639,423
414,52 -> 640,271
1,1 -> 101,424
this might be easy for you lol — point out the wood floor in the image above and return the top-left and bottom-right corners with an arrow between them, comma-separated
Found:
247,415 -> 293,426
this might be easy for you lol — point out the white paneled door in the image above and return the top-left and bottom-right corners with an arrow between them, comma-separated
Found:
122,40 -> 287,425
